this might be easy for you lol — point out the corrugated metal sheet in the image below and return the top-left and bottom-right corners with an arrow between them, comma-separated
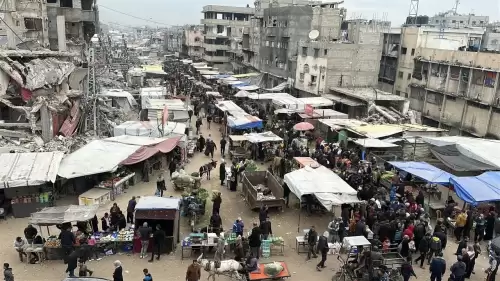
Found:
30,205 -> 99,225
0,152 -> 64,188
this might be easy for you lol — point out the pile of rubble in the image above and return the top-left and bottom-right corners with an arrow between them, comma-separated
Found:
0,133 -> 97,154
364,102 -> 421,125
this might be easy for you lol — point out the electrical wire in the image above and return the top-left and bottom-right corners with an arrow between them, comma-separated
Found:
99,4 -> 170,26
0,17 -> 31,51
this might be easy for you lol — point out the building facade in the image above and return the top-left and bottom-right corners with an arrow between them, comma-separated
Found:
181,25 -> 204,59
201,5 -> 254,71
408,47 -> 500,138
429,13 -> 489,28
0,0 -> 50,48
46,0 -> 98,53
394,26 -> 484,98
295,19 -> 385,96
378,28 -> 401,93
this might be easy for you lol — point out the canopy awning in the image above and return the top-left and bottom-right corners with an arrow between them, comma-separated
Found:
283,165 -> 361,210
352,138 -> 399,148
135,196 -> 181,210
206,91 -> 222,97
243,132 -> 283,143
388,161 -> 454,184
430,145 -> 497,172
227,115 -> 263,130
120,136 -> 182,165
450,172 -> 500,205
29,205 -> 99,225
0,152 -> 63,188
235,85 -> 259,91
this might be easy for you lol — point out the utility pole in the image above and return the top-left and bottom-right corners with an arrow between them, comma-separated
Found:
407,0 -> 419,25
87,47 -> 98,135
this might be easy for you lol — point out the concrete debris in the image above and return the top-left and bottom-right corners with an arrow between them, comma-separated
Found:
0,133 -> 97,154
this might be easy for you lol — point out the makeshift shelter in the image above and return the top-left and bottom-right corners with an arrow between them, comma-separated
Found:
352,138 -> 399,148
450,172 -> 500,205
244,132 -> 283,143
29,205 -> 99,225
100,89 -> 137,111
113,121 -> 186,138
134,196 -> 181,254
388,161 -> 454,185
140,87 -> 166,108
227,114 -> 263,130
283,165 -> 360,210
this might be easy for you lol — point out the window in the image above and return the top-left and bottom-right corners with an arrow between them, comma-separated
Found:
452,20 -> 456,23
324,49 -> 328,56
302,47 -> 307,56
24,18 -> 43,31
313,48 -> 319,58
435,20 -> 439,23
194,47 -> 200,52
194,37 -> 200,42
480,21 -> 484,24
47,0 -> 57,3
411,48 -> 415,56
217,25 -> 224,33
398,71 -> 403,78
303,64 -> 310,73
60,0 -> 73,8
401,47 -> 407,55
271,41 -> 274,47
472,21 -> 476,25
311,75 -> 317,84
299,73 -> 304,81
407,73 -> 411,80
460,21 -> 464,23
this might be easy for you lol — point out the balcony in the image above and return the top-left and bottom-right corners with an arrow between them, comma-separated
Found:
201,19 -> 232,25
203,43 -> 229,51
82,10 -> 96,22
56,7 -> 82,22
204,55 -> 230,62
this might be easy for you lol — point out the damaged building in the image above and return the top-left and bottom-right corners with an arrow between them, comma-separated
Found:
0,49 -> 85,148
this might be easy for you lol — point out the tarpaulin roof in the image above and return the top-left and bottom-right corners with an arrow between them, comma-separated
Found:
227,115 -> 263,130
388,161 -> 455,184
215,100 -> 246,113
297,97 -> 334,108
450,172 -> 500,205
430,145 -> 496,172
114,121 -> 186,138
234,90 -> 251,98
135,196 -> 181,210
120,136 -> 182,165
293,157 -> 320,168
352,138 -> 399,148
283,165 -> 361,210
30,205 -> 99,225
243,131 -> 283,143
422,136 -> 500,169
0,152 -> 64,188
235,85 -> 259,91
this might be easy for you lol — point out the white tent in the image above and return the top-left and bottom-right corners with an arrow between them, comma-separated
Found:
283,165 -> 360,210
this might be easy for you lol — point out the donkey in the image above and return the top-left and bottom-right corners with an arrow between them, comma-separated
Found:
199,159 -> 218,180
197,254 -> 244,281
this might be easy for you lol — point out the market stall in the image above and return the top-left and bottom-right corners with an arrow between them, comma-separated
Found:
292,157 -> 320,170
94,171 -> 136,201
229,135 -> 250,160
0,152 -> 63,218
134,196 -> 181,254
449,172 -> 500,206
28,205 -> 128,260
241,170 -> 284,210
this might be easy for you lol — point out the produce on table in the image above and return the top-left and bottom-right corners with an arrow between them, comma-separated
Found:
264,262 -> 284,277
381,171 -> 395,181
244,160 -> 258,172
270,236 -> 284,246
44,237 -> 61,248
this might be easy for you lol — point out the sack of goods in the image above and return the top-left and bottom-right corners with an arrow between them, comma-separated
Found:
263,262 -> 284,277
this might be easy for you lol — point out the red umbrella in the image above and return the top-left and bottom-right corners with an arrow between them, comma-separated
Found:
293,122 -> 314,131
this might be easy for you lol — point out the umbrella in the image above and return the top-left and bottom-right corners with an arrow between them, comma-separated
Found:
293,122 -> 314,131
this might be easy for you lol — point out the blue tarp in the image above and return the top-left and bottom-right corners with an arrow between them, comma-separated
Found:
227,115 -> 263,130
388,161 -> 454,184
450,172 -> 500,205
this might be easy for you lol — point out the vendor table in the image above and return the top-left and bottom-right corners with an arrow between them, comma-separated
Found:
24,244 -> 46,264
248,261 -> 291,281
427,202 -> 446,219
181,240 -> 226,259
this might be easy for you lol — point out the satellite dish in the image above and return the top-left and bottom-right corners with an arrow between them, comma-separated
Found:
309,30 -> 320,40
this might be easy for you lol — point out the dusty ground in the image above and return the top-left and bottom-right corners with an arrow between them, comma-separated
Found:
0,120 -> 492,281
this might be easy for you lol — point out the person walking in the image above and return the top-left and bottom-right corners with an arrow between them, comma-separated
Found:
249,222 -> 262,259
400,258 -> 417,281
149,225 -> 165,262
206,114 -> 212,129
414,233 -> 430,268
3,263 -> 13,281
65,250 -> 78,277
316,231 -> 329,271
186,260 -> 201,281
429,252 -> 446,281
143,268 -> 153,281
450,255 -> 466,281
306,226 -> 318,260
220,137 -> 227,157
138,222 -> 152,259
260,217 -> 273,241
113,260 -> 123,281
219,160 -> 226,186
126,196 -> 136,224
156,175 -> 166,197
427,234 -> 442,264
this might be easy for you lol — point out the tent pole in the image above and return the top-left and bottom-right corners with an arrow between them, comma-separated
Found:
297,199 -> 301,232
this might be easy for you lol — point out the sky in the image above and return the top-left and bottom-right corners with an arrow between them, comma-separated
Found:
97,0 -> 500,28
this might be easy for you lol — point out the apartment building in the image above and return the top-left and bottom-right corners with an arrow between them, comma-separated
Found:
429,13 -> 488,28
378,28 -> 401,93
409,48 -> 500,138
0,0 -> 49,48
394,26 -> 484,98
295,19 -> 385,96
200,5 -> 254,71
46,0 -> 98,53
181,25 -> 204,59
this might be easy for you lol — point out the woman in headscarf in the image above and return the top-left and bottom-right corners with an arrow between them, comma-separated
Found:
113,260 -> 123,281
219,159 -> 226,186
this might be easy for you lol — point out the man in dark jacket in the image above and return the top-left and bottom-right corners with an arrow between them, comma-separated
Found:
260,217 -> 273,240
427,235 -> 442,264
259,205 -> 268,224
355,218 -> 366,237
433,231 -> 447,249
429,252 -> 446,281
65,250 -> 79,277
149,225 -> 165,262
413,221 -> 426,250
220,137 -> 227,157
307,226 -> 318,260
126,196 -> 136,224
138,222 -> 152,259
415,233 -> 430,268
316,232 -> 329,271
400,259 -> 417,281
450,255 -> 466,281
248,222 -> 262,259
24,224 -> 37,243
3,263 -> 13,281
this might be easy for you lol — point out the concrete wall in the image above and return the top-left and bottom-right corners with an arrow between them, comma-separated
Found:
295,55 -> 327,94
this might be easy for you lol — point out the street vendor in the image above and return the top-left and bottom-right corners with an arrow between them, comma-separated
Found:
24,224 -> 38,243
